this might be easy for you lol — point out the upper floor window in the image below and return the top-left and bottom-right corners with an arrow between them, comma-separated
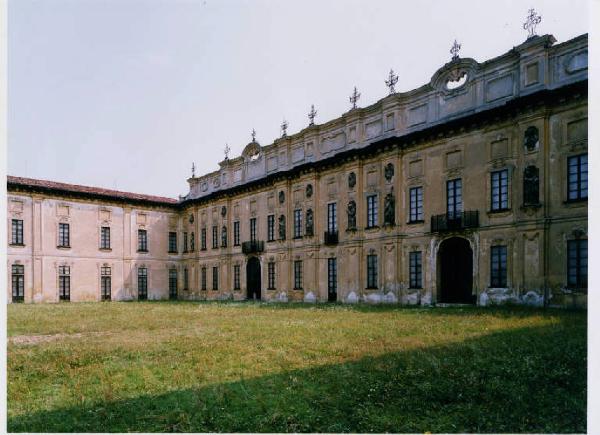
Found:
212,266 -> 219,290
447,179 -> 462,219
101,266 -> 111,301
183,232 -> 188,253
267,215 -> 275,242
58,223 -> 70,248
212,226 -> 218,249
100,226 -> 111,250
294,209 -> 302,238
137,229 -> 148,252
568,154 -> 588,201
491,170 -> 509,211
490,245 -> 507,288
294,260 -> 303,290
169,268 -> 178,299
190,232 -> 195,252
11,219 -> 23,245
168,232 -> 177,253
367,195 -> 378,228
234,265 -> 241,290
268,261 -> 276,290
367,254 -> 378,289
59,265 -> 70,301
568,239 -> 587,288
12,264 -> 24,302
138,267 -> 148,300
327,203 -> 337,233
201,228 -> 207,250
250,218 -> 257,242
234,221 -> 240,246
409,187 -> 423,222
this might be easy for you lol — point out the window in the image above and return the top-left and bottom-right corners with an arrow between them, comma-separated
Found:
183,232 -> 188,253
294,209 -> 302,238
201,228 -> 207,250
168,232 -> 177,253
328,258 -> 337,300
250,218 -> 257,242
568,239 -> 587,288
491,170 -> 509,211
221,226 -> 227,248
568,154 -> 588,201
184,268 -> 189,291
409,187 -> 424,222
490,246 -> 507,287
190,232 -> 195,252
59,266 -> 70,301
138,229 -> 148,252
234,221 -> 240,246
101,266 -> 111,301
268,262 -> 276,290
201,267 -> 207,290
367,254 -> 378,289
212,226 -> 218,249
169,268 -> 178,300
234,265 -> 241,290
11,219 -> 23,245
294,260 -> 303,290
12,264 -> 24,302
212,266 -> 219,290
58,223 -> 70,247
409,251 -> 422,289
327,203 -> 337,233
138,267 -> 148,300
100,226 -> 111,249
367,195 -> 378,228
447,179 -> 462,219
267,215 -> 275,242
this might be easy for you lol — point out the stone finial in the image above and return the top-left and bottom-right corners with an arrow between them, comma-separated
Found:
523,8 -> 542,39
191,162 -> 196,177
308,104 -> 317,126
281,119 -> 288,138
224,144 -> 230,160
251,129 -> 257,142
450,39 -> 461,61
385,69 -> 398,95
349,86 -> 361,109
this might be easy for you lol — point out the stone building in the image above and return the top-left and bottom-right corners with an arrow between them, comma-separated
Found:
7,32 -> 587,307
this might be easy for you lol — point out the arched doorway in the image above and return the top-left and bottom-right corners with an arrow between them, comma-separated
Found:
437,237 -> 475,304
246,257 -> 261,300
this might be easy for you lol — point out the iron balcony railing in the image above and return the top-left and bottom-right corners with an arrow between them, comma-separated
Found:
431,211 -> 479,232
324,231 -> 339,245
241,240 -> 264,254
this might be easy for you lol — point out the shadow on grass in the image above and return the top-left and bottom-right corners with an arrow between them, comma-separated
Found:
8,318 -> 586,433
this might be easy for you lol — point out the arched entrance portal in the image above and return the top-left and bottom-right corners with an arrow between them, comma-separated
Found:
246,257 -> 261,300
437,237 -> 475,304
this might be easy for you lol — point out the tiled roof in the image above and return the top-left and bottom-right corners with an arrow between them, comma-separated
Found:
7,176 -> 179,206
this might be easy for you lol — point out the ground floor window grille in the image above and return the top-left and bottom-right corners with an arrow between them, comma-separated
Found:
169,268 -> 178,299
328,258 -> 337,299
138,267 -> 148,300
268,262 -> 276,290
212,266 -> 219,290
101,266 -> 111,301
294,260 -> 303,290
59,266 -> 70,301
12,264 -> 24,302
234,265 -> 241,290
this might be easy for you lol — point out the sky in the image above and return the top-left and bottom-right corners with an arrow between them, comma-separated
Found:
7,0 -> 589,198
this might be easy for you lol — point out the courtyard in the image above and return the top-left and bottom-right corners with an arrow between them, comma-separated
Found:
7,301 -> 586,433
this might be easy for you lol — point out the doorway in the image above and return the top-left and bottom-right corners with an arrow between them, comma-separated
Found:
246,257 -> 261,300
437,237 -> 475,304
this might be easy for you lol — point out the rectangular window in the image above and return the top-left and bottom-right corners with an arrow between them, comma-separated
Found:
267,215 -> 275,242
409,251 -> 422,289
250,218 -> 257,242
169,268 -> 178,299
59,265 -> 70,301
409,187 -> 424,222
447,179 -> 463,219
367,254 -> 378,289
328,258 -> 337,300
212,226 -> 218,249
138,267 -> 148,300
201,228 -> 207,250
268,262 -> 276,290
234,221 -> 240,246
58,223 -> 70,247
234,265 -> 241,290
12,264 -> 24,302
568,154 -> 588,201
491,170 -> 509,211
184,268 -> 188,291
367,195 -> 378,228
11,219 -> 23,245
201,267 -> 207,290
183,232 -> 188,253
294,260 -> 303,290
327,203 -> 337,233
100,226 -> 111,249
212,266 -> 219,290
221,226 -> 227,248
294,209 -> 302,238
190,232 -> 195,252
101,266 -> 111,301
168,232 -> 177,253
138,229 -> 148,252
490,246 -> 507,288
568,239 -> 587,288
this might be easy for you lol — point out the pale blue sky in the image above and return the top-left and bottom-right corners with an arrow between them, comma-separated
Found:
8,0 -> 588,198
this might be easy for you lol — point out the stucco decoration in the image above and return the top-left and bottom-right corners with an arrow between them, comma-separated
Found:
347,200 -> 357,230
304,291 -> 316,303
278,214 -> 286,240
384,163 -> 394,182
348,172 -> 356,189
305,209 -> 314,236
221,226 -> 227,247
345,291 -> 359,304
278,191 -> 285,204
242,141 -> 261,162
383,291 -> 398,303
189,214 -> 194,224
523,165 -> 540,205
524,126 -> 539,151
384,192 -> 395,225
306,184 -> 313,198
221,206 -> 227,217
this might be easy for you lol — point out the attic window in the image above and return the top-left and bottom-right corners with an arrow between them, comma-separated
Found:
446,71 -> 468,90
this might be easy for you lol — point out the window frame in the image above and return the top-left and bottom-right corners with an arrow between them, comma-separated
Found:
409,186 -> 424,223
267,215 -> 275,242
58,223 -> 70,248
137,229 -> 148,252
490,169 -> 509,211
168,232 -> 178,253
58,265 -> 71,301
12,264 -> 24,302
234,264 -> 241,290
327,203 -> 337,233
212,266 -> 219,290
366,254 -> 378,289
201,267 -> 207,290
100,266 -> 111,301
201,228 -> 207,250
409,251 -> 422,289
250,218 -> 257,242
490,245 -> 508,288
567,154 -> 588,202
446,178 -> 463,219
293,260 -> 303,290
234,221 -> 240,246
293,209 -> 303,239
366,195 -> 378,228
11,219 -> 24,245
268,261 -> 276,290
567,239 -> 587,288
138,267 -> 148,300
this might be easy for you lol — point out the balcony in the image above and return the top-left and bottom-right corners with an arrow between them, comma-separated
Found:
242,240 -> 264,254
431,211 -> 479,232
324,231 -> 339,245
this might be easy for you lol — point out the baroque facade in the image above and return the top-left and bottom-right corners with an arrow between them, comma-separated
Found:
7,33 -> 588,307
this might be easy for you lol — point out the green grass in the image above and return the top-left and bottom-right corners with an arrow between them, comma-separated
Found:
7,301 -> 586,433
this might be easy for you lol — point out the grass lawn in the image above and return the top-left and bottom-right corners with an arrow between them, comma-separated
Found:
7,302 -> 586,433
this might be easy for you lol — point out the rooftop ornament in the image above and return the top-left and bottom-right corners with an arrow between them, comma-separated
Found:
224,144 -> 230,160
450,39 -> 461,61
349,86 -> 361,110
385,69 -> 398,95
308,104 -> 317,126
191,162 -> 196,178
281,119 -> 288,138
251,128 -> 257,143
523,8 -> 542,40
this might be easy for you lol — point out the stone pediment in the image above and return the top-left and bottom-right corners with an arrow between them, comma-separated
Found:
430,58 -> 479,95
